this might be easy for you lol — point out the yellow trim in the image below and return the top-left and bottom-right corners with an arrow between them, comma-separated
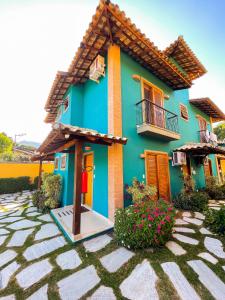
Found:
140,77 -> 164,100
83,152 -> 94,208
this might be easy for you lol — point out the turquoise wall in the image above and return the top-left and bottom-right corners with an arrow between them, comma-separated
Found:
120,51 -> 217,202
54,56 -> 109,217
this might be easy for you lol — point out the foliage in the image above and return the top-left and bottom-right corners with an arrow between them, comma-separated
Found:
0,152 -> 30,162
126,177 -> 157,203
0,176 -> 32,194
32,173 -> 61,211
205,176 -> 225,200
114,200 -> 175,249
173,191 -> 209,212
204,207 -> 225,235
0,133 -> 13,155
214,122 -> 225,141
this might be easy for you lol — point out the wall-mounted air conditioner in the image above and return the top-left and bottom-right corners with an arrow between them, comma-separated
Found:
89,55 -> 105,83
172,151 -> 187,166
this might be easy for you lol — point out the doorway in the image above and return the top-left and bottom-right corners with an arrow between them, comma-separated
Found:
83,153 -> 94,208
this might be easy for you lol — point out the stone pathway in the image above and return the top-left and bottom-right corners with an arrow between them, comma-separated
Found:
0,192 -> 225,299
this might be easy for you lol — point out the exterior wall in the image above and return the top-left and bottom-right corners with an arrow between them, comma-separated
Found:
120,51 -> 218,203
0,162 -> 54,182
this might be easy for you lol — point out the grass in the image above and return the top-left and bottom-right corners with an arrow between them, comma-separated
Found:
0,194 -> 225,299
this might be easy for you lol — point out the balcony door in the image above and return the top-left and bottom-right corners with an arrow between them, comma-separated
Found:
145,151 -> 170,201
143,83 -> 164,128
198,117 -> 207,142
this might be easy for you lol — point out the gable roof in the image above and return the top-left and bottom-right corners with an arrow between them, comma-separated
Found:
164,36 -> 207,80
44,0 -> 206,123
189,98 -> 225,122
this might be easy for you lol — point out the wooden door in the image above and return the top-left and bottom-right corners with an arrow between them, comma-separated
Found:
153,89 -> 164,128
204,158 -> 212,178
198,117 -> 207,142
143,84 -> 153,124
146,152 -> 170,201
83,153 -> 93,208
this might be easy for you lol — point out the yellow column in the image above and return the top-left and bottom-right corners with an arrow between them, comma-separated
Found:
108,44 -> 124,221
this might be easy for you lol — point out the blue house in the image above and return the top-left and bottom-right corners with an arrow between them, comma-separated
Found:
34,0 -> 225,241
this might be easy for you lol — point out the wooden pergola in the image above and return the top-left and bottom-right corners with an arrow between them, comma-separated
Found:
43,0 -> 205,124
32,123 -> 127,235
174,143 -> 225,156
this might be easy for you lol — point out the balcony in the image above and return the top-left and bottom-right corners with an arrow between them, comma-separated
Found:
199,130 -> 218,144
136,99 -> 180,141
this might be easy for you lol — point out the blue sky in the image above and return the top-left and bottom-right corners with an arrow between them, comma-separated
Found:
0,0 -> 224,142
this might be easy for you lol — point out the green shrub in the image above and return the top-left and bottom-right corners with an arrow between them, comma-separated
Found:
173,191 -> 209,212
204,207 -> 225,235
205,176 -> 225,200
32,190 -> 47,211
42,173 -> 61,209
126,177 -> 157,202
114,200 -> 175,249
0,176 -> 32,194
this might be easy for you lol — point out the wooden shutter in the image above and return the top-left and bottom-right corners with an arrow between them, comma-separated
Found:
157,154 -> 170,201
204,159 -> 212,178
180,104 -> 189,120
146,153 -> 158,200
153,89 -> 164,127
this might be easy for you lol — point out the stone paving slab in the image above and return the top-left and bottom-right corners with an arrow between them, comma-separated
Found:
100,247 -> 134,273
173,234 -> 199,245
0,295 -> 16,300
57,265 -> 100,300
34,223 -> 60,241
16,259 -> 53,289
204,237 -> 225,258
173,227 -> 195,234
0,217 -> 24,224
56,249 -> 82,270
0,250 -> 17,268
175,219 -> 189,225
88,286 -> 116,300
37,214 -> 53,222
200,228 -> 213,235
161,262 -> 200,300
120,259 -> 159,300
188,260 -> 225,300
23,236 -> 67,261
0,235 -> 8,246
26,284 -> 48,300
183,217 -> 203,226
0,261 -> 20,290
7,220 -> 41,230
7,228 -> 34,247
26,212 -> 41,217
182,212 -> 191,217
198,252 -> 218,265
194,212 -> 205,220
166,241 -> 187,256
25,207 -> 37,214
83,234 -> 112,252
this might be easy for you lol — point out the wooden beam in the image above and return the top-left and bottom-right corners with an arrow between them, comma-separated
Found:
38,159 -> 43,189
73,141 -> 83,235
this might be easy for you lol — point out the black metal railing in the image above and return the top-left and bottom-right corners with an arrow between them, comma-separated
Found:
136,99 -> 179,134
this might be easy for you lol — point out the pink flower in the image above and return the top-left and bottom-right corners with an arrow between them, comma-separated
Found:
148,224 -> 152,228
138,223 -> 143,229
142,214 -> 146,218
160,221 -> 165,225
168,207 -> 173,211
165,216 -> 171,222
148,215 -> 154,221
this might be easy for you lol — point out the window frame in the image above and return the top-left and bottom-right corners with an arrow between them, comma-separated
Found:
63,97 -> 69,112
180,103 -> 189,121
54,157 -> 59,170
60,154 -> 67,170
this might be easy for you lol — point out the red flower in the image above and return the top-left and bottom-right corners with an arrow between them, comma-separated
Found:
148,215 -> 154,221
138,223 -> 143,229
142,214 -> 146,218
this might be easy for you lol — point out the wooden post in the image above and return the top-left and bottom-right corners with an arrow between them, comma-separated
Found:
73,141 -> 83,235
38,159 -> 43,189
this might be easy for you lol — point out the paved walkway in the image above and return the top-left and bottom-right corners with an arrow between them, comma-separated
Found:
0,192 -> 225,299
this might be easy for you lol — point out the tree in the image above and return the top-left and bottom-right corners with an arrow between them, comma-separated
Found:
0,132 -> 13,154
214,123 -> 225,141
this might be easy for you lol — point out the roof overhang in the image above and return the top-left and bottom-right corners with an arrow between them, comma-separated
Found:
31,123 -> 127,161
164,36 -> 207,80
44,0 -> 196,123
189,98 -> 225,122
174,143 -> 225,156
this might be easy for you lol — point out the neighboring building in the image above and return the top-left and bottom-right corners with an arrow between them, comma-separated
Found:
33,0 -> 225,240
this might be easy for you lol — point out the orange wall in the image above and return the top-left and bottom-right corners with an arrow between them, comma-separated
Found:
0,163 -> 54,182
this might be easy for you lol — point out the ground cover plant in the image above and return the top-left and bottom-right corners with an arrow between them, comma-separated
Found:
204,207 -> 225,235
173,191 -> 209,212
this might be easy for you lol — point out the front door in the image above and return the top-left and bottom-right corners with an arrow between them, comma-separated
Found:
145,151 -> 170,201
204,158 -> 212,179
83,153 -> 93,208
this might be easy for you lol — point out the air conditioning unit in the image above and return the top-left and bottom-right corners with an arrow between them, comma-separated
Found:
89,55 -> 105,83
172,152 -> 187,166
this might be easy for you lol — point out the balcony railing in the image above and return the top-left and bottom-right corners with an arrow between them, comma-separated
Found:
199,130 -> 218,144
136,99 -> 179,134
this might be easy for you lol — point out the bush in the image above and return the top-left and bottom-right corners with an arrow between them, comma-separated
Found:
0,176 -> 32,194
126,177 -> 157,202
32,173 -> 61,211
114,200 -> 175,249
205,176 -> 225,200
204,207 -> 225,235
173,191 -> 209,212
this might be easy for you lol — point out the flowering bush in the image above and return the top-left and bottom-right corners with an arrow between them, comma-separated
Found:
114,200 -> 175,249
126,178 -> 157,203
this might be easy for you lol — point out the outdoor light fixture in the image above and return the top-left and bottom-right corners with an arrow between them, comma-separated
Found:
85,146 -> 91,151
64,134 -> 70,139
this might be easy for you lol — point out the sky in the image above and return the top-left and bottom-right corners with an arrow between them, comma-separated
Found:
0,0 -> 225,143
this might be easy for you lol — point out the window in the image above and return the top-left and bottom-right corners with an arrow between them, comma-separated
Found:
61,154 -> 67,170
180,104 -> 189,120
64,97 -> 69,112
54,157 -> 59,170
